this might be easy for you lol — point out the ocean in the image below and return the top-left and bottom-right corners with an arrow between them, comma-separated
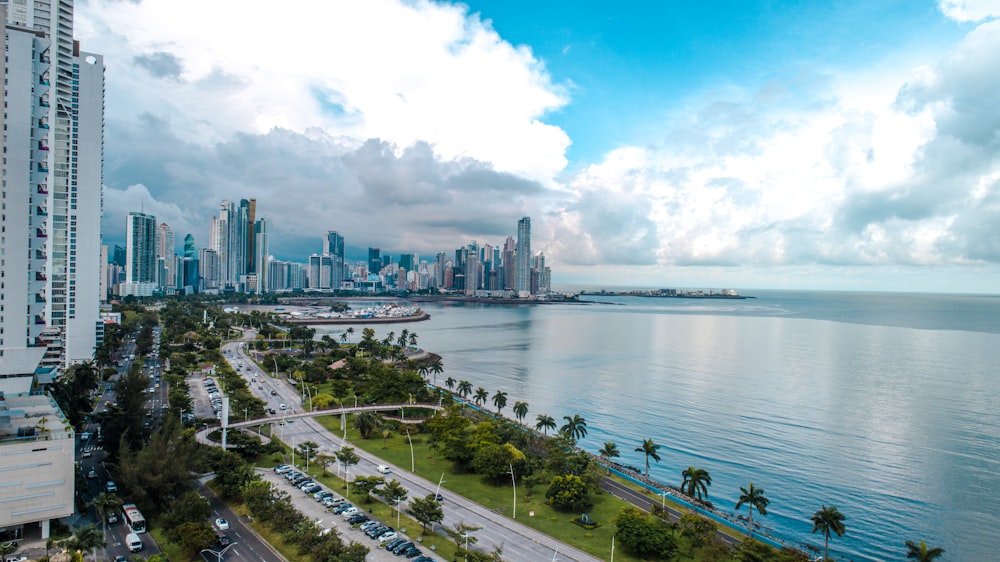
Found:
313,290 -> 1000,561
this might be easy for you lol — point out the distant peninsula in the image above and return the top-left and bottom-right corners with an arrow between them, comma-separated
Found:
580,288 -> 755,299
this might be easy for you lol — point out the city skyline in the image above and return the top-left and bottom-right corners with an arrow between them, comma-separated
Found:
82,1 -> 1000,293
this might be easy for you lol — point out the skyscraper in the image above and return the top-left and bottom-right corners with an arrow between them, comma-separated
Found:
1,1 -> 105,374
254,219 -> 269,293
125,212 -> 157,285
325,231 -> 344,288
155,223 -> 175,289
368,247 -> 381,277
516,217 -> 532,297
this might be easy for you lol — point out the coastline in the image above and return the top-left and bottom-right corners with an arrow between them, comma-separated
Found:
283,311 -> 431,324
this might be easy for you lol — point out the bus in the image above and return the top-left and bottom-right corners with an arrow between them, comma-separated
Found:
121,503 -> 146,534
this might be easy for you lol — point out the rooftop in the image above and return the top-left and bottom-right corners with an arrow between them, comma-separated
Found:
0,392 -> 72,445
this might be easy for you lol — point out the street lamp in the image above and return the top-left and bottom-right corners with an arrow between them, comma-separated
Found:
435,473 -> 446,498
394,496 -> 402,528
508,463 -> 517,519
405,429 -> 415,472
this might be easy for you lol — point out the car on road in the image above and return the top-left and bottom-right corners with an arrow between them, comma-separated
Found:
376,464 -> 391,474
106,480 -> 117,492
82,450 -> 92,458
216,535 -> 231,547
279,403 -> 286,410
87,468 -> 97,479
106,511 -> 119,524
214,518 -> 230,531
270,390 -> 277,396
113,556 -> 127,562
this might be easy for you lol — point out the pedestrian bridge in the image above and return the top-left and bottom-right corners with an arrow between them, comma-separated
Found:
195,402 -> 442,448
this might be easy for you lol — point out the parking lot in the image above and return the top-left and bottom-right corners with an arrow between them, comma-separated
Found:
256,468 -> 441,562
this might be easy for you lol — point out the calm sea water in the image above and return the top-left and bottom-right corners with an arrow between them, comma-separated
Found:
314,291 -> 1000,561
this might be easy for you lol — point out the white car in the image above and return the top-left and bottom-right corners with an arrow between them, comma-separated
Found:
378,531 -> 398,543
215,518 -> 230,531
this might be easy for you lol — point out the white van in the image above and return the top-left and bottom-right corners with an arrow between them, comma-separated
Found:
376,464 -> 391,474
126,532 -> 143,552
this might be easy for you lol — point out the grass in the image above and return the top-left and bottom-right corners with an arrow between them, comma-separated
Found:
148,526 -> 188,562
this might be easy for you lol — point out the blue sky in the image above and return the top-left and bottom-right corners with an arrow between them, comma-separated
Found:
79,0 -> 1000,293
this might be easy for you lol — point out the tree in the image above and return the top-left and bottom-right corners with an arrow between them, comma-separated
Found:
335,446 -> 361,485
512,401 -> 528,424
377,479 -> 408,515
905,540 -> 945,561
297,441 -> 319,467
545,474 -> 592,511
735,482 -> 769,540
354,411 -> 383,439
678,513 -> 716,556
473,387 -> 489,407
164,522 -> 216,558
445,376 -> 456,392
408,494 -> 445,533
635,438 -> 661,476
315,453 -> 335,476
535,414 -> 556,436
681,466 -> 712,501
444,521 -> 481,550
613,506 -> 677,559
598,441 -> 620,463
457,379 -> 473,400
87,491 -> 123,546
491,390 -> 508,414
560,414 -> 588,441
810,505 -> 846,562
352,475 -> 385,503
64,524 -> 104,562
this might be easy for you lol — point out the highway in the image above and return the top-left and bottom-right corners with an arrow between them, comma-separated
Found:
220,335 -> 604,562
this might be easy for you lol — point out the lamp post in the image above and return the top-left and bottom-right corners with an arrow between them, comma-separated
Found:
461,532 -> 470,562
243,408 -> 248,422
272,356 -> 278,379
435,473 -> 446,498
508,463 -> 516,519
394,496 -> 402,528
660,490 -> 668,515
405,429 -> 415,472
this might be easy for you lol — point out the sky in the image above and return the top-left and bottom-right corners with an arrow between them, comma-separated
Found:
79,0 -> 1000,293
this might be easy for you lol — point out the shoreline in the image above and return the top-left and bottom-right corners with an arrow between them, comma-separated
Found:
283,311 -> 431,324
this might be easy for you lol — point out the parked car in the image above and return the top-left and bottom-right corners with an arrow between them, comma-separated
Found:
383,537 -> 407,550
273,464 -> 292,474
348,514 -> 370,526
378,531 -> 399,543
340,506 -> 359,518
302,484 -> 322,494
391,541 -> 415,555
314,490 -> 334,501
332,503 -> 354,514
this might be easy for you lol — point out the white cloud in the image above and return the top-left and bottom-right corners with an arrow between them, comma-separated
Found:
76,0 -> 570,184
939,0 -> 1000,22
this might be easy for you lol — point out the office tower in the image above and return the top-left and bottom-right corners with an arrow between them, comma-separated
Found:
125,212 -> 157,285
502,236 -> 516,290
533,253 -> 549,295
112,244 -> 126,266
325,231 -> 344,288
516,217 -> 532,296
399,253 -> 415,273
212,201 -> 233,288
245,198 -> 256,274
435,252 -> 446,288
254,218 -> 268,293
100,245 -> 108,301
155,223 -> 175,288
184,233 -> 195,258
368,247 -> 381,277
308,254 -> 333,289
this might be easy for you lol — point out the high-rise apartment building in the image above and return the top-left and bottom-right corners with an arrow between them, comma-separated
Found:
325,231 -> 344,288
1,0 -> 105,375
502,236 -> 516,290
516,217 -> 531,296
254,218 -> 268,293
155,222 -> 174,289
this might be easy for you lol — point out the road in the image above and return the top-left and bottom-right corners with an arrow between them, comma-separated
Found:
194,478 -> 287,562
220,337 -> 603,562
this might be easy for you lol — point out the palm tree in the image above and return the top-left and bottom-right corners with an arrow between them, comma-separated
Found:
634,438 -> 662,476
429,358 -> 443,386
492,390 -> 508,414
445,377 -> 456,392
735,482 -> 769,540
810,505 -> 846,562
598,442 -> 620,467
512,401 -> 529,424
681,466 -> 712,501
905,540 -> 945,561
560,414 -> 588,441
354,411 -> 383,439
473,387 -> 489,407
65,524 -> 104,561
340,331 -> 349,344
457,380 -> 473,400
88,492 -> 123,547
535,414 -> 556,436
346,326 -> 355,343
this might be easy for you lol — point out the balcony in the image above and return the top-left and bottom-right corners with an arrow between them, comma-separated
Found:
36,229 -> 47,239
37,185 -> 49,195
36,271 -> 47,281
36,205 -> 47,216
38,120 -> 49,129
35,293 -> 47,303
38,142 -> 50,151
37,164 -> 49,173
35,249 -> 47,260
39,98 -> 50,108
35,315 -> 46,325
